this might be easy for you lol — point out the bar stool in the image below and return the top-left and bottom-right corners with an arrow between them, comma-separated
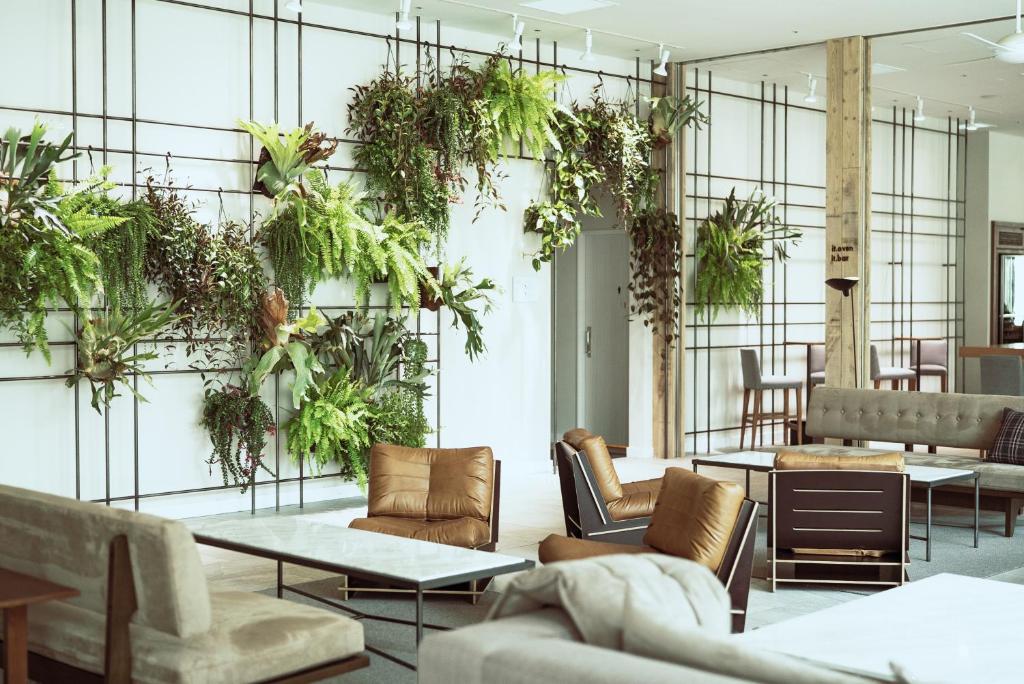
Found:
910,339 -> 949,392
980,355 -> 1024,396
809,343 -> 825,389
739,348 -> 803,449
870,344 -> 916,390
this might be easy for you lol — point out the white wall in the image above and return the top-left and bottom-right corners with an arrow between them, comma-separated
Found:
963,130 -> 1024,392
0,0 -> 645,516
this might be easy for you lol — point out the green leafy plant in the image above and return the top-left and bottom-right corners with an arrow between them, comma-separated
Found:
479,56 -> 565,159
286,370 -> 374,488
246,288 -> 325,408
0,122 -> 76,231
648,94 -> 708,148
628,208 -> 682,350
200,384 -> 276,493
66,300 -> 182,412
0,138 -> 123,358
694,188 -> 802,321
377,214 -> 430,313
348,71 -> 451,243
582,94 -> 658,217
369,338 -> 431,449
424,259 -> 497,360
143,176 -> 265,361
238,120 -> 337,224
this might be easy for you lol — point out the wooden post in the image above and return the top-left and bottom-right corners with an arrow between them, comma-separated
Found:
825,38 -> 871,389
652,62 -> 686,458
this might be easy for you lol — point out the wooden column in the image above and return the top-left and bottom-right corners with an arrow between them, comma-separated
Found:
825,38 -> 871,389
652,62 -> 685,458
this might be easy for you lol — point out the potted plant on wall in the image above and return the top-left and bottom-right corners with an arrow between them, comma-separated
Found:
200,383 -> 276,493
423,259 -> 498,360
694,188 -> 802,321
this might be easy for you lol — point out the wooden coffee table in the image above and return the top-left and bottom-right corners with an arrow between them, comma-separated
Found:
0,568 -> 79,684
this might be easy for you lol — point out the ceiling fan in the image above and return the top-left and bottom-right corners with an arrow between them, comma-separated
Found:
961,0 -> 1024,64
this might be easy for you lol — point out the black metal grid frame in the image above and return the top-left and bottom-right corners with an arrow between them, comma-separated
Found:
683,67 -> 966,453
1,0 -> 654,514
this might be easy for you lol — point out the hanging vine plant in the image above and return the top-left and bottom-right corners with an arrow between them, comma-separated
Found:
200,384 -> 276,493
694,188 -> 802,321
628,208 -> 682,351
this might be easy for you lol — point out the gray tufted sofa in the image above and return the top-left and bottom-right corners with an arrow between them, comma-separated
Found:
775,387 -> 1024,536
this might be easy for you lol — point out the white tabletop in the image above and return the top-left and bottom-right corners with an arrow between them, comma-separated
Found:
693,451 -> 975,484
738,574 -> 1024,683
186,516 -> 532,586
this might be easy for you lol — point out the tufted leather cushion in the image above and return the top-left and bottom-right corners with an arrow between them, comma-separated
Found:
537,534 -> 653,564
643,469 -> 745,572
773,450 -> 905,472
805,387 -> 1024,449
562,427 -> 593,450
607,479 -> 661,521
349,516 -> 491,548
578,435 -> 624,502
365,444 -> 493,522
989,408 -> 1024,466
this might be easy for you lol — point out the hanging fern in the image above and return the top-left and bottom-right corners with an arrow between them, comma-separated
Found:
479,56 -> 565,160
378,214 -> 430,314
286,370 -> 375,490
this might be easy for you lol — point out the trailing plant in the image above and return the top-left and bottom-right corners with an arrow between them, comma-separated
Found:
424,259 -> 497,360
90,198 -> 156,312
238,120 -> 337,223
694,188 -> 802,321
628,208 -> 682,350
648,94 -> 708,148
524,107 -> 604,269
369,338 -> 431,449
286,370 -> 374,489
348,71 -> 451,243
582,94 -> 659,217
66,300 -> 182,413
246,288 -> 325,409
143,175 -> 265,360
200,384 -> 275,493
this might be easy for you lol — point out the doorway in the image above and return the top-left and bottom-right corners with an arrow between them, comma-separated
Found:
553,229 -> 630,445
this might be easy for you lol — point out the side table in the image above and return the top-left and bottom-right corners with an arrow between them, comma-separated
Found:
0,568 -> 79,684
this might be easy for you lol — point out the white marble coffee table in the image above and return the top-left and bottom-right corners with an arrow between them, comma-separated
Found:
738,573 -> 1024,682
692,450 -> 980,561
187,516 -> 533,669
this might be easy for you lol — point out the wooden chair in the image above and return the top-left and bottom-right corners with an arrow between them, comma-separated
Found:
740,348 -> 803,448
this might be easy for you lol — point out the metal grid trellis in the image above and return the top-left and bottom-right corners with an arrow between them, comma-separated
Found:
1,0 -> 654,514
683,67 -> 967,454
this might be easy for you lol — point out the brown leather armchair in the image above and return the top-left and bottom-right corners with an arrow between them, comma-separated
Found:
563,428 -> 661,520
348,444 -> 499,551
540,467 -> 758,632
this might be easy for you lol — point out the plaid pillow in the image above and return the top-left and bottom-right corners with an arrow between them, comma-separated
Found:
989,407 -> 1024,466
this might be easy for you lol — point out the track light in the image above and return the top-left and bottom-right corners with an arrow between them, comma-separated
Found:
914,96 -> 926,122
653,43 -> 670,77
395,0 -> 413,31
285,0 -> 302,13
509,14 -> 525,52
581,28 -> 595,62
966,106 -> 978,131
803,73 -> 818,104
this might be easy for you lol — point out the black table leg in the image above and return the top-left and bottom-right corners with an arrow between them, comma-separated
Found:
415,587 -> 424,645
277,560 -> 283,598
926,487 -> 933,562
975,475 -> 980,549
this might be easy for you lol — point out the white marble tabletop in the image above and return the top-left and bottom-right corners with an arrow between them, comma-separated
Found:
738,573 -> 1024,683
693,450 -> 976,484
185,516 -> 533,587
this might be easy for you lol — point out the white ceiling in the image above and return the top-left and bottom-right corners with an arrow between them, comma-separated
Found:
316,0 -> 1024,133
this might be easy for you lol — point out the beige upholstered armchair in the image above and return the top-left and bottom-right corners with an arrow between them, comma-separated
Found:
348,444 -> 499,551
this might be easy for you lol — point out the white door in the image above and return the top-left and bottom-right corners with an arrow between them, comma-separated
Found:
580,230 -> 630,445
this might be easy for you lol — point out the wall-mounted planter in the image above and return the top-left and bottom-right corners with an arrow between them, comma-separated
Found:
421,266 -> 442,311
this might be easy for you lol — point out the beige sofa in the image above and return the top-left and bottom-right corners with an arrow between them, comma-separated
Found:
0,484 -> 366,683
784,386 -> 1024,536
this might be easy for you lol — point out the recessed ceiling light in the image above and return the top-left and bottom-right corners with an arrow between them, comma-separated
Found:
519,0 -> 617,15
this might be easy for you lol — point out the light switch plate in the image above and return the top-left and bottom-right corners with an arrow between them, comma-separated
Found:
513,276 -> 539,303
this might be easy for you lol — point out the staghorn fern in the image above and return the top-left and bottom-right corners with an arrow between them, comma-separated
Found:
286,370 -> 374,490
